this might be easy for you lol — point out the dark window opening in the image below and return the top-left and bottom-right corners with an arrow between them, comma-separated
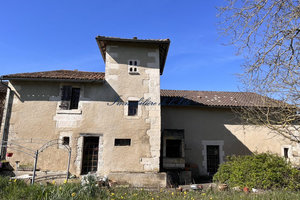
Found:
284,148 -> 289,158
70,88 -> 80,109
128,101 -> 138,116
128,60 -> 139,74
60,86 -> 80,110
62,137 -> 70,145
81,137 -> 99,174
207,145 -> 220,175
115,139 -> 131,146
166,139 -> 182,158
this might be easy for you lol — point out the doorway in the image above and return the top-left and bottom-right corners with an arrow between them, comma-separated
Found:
206,145 -> 220,175
81,136 -> 99,174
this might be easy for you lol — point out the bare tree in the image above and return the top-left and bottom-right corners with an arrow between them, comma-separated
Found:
218,0 -> 299,141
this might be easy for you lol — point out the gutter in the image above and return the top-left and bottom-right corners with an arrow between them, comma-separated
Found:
0,76 -> 12,160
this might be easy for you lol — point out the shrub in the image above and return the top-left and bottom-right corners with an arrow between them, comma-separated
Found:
213,153 -> 300,190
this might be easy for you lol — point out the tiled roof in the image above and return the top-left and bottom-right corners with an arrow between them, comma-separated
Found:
1,70 -> 279,107
95,36 -> 170,75
96,36 -> 170,43
161,89 -> 279,107
2,70 -> 105,82
0,82 -> 7,93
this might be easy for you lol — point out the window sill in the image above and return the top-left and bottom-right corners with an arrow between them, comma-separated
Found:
125,115 -> 140,120
56,109 -> 82,115
128,72 -> 140,75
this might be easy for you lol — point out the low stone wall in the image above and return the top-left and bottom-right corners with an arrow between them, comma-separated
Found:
108,172 -> 167,188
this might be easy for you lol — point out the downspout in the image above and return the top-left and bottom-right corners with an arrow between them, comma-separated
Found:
0,77 -> 12,160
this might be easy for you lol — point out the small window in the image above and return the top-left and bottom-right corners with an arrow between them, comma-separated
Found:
166,139 -> 182,158
115,139 -> 131,146
128,60 -> 139,74
60,86 -> 80,110
128,60 -> 138,66
128,101 -> 138,116
284,148 -> 289,158
62,137 -> 70,145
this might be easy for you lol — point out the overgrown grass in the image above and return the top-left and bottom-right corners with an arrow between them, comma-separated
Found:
1,176 -> 300,200
0,176 -> 108,200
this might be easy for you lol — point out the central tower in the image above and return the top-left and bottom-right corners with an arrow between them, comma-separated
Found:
96,36 -> 170,185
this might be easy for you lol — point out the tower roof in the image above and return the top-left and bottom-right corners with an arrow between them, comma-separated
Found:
96,36 -> 170,75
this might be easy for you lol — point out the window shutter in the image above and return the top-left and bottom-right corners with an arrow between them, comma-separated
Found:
70,88 -> 80,109
61,86 -> 72,101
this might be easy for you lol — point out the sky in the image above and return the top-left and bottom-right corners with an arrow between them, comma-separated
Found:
0,0 -> 244,92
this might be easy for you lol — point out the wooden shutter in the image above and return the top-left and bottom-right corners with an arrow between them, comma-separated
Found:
61,86 -> 72,101
70,88 -> 80,109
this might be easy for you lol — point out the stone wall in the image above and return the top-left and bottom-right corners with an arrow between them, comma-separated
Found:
2,43 -> 163,182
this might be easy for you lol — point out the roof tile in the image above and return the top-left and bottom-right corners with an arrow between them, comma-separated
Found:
2,70 -> 105,81
161,89 -> 279,107
2,70 -> 279,108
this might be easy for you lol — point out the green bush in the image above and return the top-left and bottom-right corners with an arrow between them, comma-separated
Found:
213,153 -> 300,190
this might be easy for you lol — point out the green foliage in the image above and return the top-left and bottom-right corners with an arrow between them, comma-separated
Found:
213,153 -> 300,190
2,175 -> 300,200
0,176 -> 109,200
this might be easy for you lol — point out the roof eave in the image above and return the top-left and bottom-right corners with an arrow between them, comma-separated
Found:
95,36 -> 170,44
160,41 -> 170,75
2,77 -> 105,83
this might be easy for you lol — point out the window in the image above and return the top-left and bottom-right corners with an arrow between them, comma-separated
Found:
206,145 -> 220,175
284,148 -> 289,158
115,139 -> 131,146
201,140 -> 224,175
128,60 -> 139,74
62,137 -> 70,145
166,139 -> 182,158
82,136 -> 99,174
128,101 -> 138,116
60,86 -> 80,110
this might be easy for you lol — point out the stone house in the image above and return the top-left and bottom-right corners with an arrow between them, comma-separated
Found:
0,36 -> 299,187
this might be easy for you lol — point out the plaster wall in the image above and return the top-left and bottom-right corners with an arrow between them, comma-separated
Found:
161,106 -> 300,176
2,43 -> 162,177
